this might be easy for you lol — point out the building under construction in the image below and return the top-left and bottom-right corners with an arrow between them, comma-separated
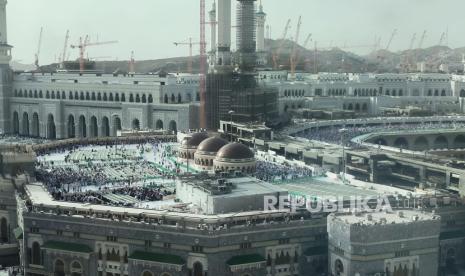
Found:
205,0 -> 277,130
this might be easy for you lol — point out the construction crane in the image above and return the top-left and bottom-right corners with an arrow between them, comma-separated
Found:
400,33 -> 417,72
199,0 -> 207,129
34,27 -> 43,69
70,36 -> 118,73
438,32 -> 446,46
59,30 -> 70,68
385,29 -> 397,51
302,33 -> 312,50
417,30 -> 427,49
272,19 -> 291,69
174,38 -> 201,74
289,16 -> 302,79
128,51 -> 135,74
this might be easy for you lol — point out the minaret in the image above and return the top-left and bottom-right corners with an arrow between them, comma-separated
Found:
0,0 -> 11,65
216,0 -> 232,68
208,1 -> 217,71
256,0 -> 266,52
209,1 -> 217,53
255,0 -> 267,66
0,0 -> 12,134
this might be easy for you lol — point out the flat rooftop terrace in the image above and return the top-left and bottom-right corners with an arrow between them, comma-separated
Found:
278,177 -> 388,199
330,209 -> 437,225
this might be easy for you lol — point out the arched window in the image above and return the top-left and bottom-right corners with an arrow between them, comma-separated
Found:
85,92 -> 90,100
121,94 -> 126,102
177,94 -> 182,103
136,94 -> 140,103
31,242 -> 42,265
46,91 -> 50,99
441,89 -> 446,96
335,259 -> 344,275
54,259 -> 65,276
171,94 -> 175,103
103,93 -> 108,101
70,261 -> 83,276
109,93 -> 114,101
148,95 -> 153,103
193,262 -> 203,276
164,94 -> 169,103
115,93 -> 120,101
39,90 -> 43,98
129,94 -> 134,102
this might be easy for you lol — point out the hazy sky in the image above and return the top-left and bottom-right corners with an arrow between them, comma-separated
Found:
8,0 -> 465,65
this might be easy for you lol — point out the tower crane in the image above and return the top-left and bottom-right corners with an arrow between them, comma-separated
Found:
34,27 -> 43,69
385,28 -> 397,51
174,38 -> 201,74
70,36 -> 118,73
438,32 -> 446,46
302,33 -> 312,49
272,19 -> 291,69
402,33 -> 416,72
59,30 -> 70,69
417,30 -> 427,49
289,16 -> 302,79
128,51 -> 135,74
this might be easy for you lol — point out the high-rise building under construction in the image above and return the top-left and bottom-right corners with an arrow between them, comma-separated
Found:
205,0 -> 277,130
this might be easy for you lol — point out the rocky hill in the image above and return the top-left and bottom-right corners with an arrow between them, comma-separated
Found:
31,39 -> 465,74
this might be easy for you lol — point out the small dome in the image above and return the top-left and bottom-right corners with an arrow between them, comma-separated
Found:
216,143 -> 254,159
181,132 -> 209,147
197,137 -> 228,153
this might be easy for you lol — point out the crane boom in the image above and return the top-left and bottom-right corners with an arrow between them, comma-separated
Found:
70,36 -> 118,73
34,27 -> 43,69
60,30 -> 70,68
385,28 -> 397,50
302,33 -> 312,49
272,19 -> 291,69
408,33 -> 417,50
290,16 -> 302,79
417,30 -> 427,49
438,32 -> 446,46
174,38 -> 201,74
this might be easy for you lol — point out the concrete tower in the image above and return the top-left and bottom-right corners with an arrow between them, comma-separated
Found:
208,1 -> 217,71
209,1 -> 217,53
0,0 -> 12,134
236,0 -> 256,72
256,1 -> 266,52
216,0 -> 232,67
